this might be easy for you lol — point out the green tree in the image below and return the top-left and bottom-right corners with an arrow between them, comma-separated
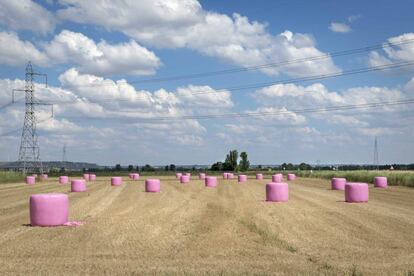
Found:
210,162 -> 223,171
224,150 -> 238,171
127,165 -> 133,171
115,164 -> 121,171
239,151 -> 250,171
165,165 -> 169,171
169,164 -> 176,171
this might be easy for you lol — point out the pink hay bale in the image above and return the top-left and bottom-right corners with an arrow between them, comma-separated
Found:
185,172 -> 191,179
26,176 -> 36,185
180,175 -> 190,184
287,173 -> 296,181
345,183 -> 369,203
41,174 -> 48,180
71,179 -> 87,192
266,182 -> 289,202
111,176 -> 122,186
256,173 -> 263,180
59,176 -> 69,184
374,176 -> 388,188
89,174 -> 96,181
30,193 -> 69,227
205,176 -> 217,187
83,173 -> 90,181
331,178 -> 346,190
223,172 -> 228,179
199,173 -> 206,180
176,173 -> 182,179
238,174 -> 247,183
128,173 -> 133,179
227,173 -> 234,179
145,179 -> 160,192
272,173 -> 283,183
132,173 -> 140,180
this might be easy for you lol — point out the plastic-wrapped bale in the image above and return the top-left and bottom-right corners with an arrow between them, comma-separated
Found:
223,172 -> 229,179
180,175 -> 190,184
71,179 -> 87,192
227,173 -> 234,179
287,173 -> 296,181
89,174 -> 96,181
26,176 -> 36,185
132,173 -> 140,180
176,173 -> 182,179
41,174 -> 48,180
266,182 -> 289,202
256,173 -> 263,180
205,176 -> 217,188
199,173 -> 206,180
128,173 -> 134,179
30,193 -> 69,226
145,179 -> 160,192
272,174 -> 283,183
59,176 -> 69,184
111,177 -> 122,186
83,174 -> 90,181
238,174 -> 247,183
331,178 -> 346,190
374,176 -> 388,188
345,183 -> 369,203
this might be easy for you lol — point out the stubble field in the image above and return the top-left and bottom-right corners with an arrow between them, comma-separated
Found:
0,176 -> 413,275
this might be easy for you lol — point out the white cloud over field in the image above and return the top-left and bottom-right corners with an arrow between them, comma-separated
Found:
56,0 -> 339,77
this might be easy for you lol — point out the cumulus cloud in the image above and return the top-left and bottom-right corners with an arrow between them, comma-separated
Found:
0,0 -> 55,35
0,30 -> 161,76
56,0 -> 339,77
253,81 -> 412,130
369,33 -> 414,67
329,22 -> 351,33
0,31 -> 49,66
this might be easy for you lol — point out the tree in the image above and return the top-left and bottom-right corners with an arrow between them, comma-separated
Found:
211,162 -> 223,171
224,150 -> 238,171
239,152 -> 250,171
299,162 -> 311,170
115,164 -> 121,171
127,165 -> 133,171
169,164 -> 176,171
165,165 -> 169,171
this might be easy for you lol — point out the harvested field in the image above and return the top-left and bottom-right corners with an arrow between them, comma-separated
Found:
0,176 -> 413,275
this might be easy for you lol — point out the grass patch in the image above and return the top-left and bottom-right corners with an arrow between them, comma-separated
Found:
295,170 -> 414,187
0,171 -> 24,184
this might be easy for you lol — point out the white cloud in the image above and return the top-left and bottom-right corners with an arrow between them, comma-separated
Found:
329,22 -> 351,33
0,31 -> 49,66
369,33 -> 414,67
57,0 -> 339,77
0,0 -> 55,35
0,30 -> 161,76
45,30 -> 161,76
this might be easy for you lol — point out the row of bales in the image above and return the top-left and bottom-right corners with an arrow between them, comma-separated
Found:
26,172 -> 388,227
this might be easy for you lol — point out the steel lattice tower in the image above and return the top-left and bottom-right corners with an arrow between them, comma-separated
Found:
373,136 -> 379,170
17,62 -> 47,174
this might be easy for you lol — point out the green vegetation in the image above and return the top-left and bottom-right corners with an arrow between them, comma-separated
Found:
0,171 -> 24,184
295,170 -> 414,187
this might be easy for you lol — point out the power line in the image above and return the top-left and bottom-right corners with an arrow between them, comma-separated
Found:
56,98 -> 414,122
41,60 -> 414,106
58,38 -> 414,87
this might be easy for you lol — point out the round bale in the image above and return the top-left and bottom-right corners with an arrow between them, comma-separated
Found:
266,182 -> 289,202
30,193 -> 69,226
205,176 -> 217,187
145,179 -> 160,192
345,183 -> 369,203
374,176 -> 388,188
331,178 -> 346,190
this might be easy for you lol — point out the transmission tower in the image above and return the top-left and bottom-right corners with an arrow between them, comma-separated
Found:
13,62 -> 50,174
62,144 -> 67,162
373,136 -> 379,170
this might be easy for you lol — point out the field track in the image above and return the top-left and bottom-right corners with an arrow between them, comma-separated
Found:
0,176 -> 413,275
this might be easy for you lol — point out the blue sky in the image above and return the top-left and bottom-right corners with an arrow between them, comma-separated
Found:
0,0 -> 413,166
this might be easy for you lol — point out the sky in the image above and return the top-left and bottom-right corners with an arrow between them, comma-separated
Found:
0,0 -> 413,166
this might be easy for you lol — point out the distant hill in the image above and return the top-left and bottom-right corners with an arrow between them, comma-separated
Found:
0,161 -> 102,171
